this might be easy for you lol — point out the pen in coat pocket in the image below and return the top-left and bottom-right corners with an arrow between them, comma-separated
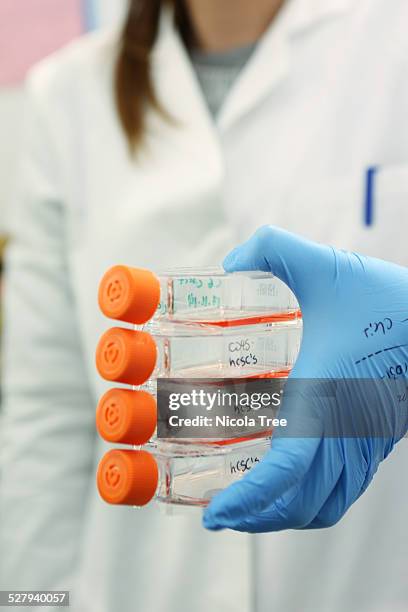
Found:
364,166 -> 379,227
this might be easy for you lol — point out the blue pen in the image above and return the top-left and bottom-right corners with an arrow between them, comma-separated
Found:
364,166 -> 379,227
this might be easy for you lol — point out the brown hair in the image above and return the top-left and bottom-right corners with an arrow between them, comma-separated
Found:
115,0 -> 190,153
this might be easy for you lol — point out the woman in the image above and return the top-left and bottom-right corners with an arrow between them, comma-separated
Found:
1,1 -> 408,611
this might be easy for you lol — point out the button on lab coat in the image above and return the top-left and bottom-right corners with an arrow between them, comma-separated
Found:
1,1 -> 408,611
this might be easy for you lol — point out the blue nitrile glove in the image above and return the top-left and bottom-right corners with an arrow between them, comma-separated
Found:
203,226 -> 408,532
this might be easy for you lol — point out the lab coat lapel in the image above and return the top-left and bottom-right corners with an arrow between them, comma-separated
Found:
288,0 -> 354,32
218,0 -> 353,131
90,10 -> 235,273
217,2 -> 293,131
152,8 -> 222,168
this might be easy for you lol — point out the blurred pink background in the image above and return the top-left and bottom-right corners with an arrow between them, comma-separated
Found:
0,0 -> 84,86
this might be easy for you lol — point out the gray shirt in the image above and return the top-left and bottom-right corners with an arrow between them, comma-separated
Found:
190,44 -> 256,117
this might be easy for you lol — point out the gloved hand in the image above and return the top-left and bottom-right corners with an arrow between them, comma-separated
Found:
203,226 -> 408,532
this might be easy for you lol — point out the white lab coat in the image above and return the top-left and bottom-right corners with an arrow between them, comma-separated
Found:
1,1 -> 408,611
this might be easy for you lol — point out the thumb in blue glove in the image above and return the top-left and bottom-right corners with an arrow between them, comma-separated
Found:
203,226 -> 408,532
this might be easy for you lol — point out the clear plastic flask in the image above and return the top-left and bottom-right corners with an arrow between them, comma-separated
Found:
97,437 -> 271,508
95,319 -> 302,387
98,266 -> 300,326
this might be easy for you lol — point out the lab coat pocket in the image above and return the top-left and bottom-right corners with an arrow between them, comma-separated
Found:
355,164 -> 408,265
279,173 -> 361,249
283,166 -> 408,266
